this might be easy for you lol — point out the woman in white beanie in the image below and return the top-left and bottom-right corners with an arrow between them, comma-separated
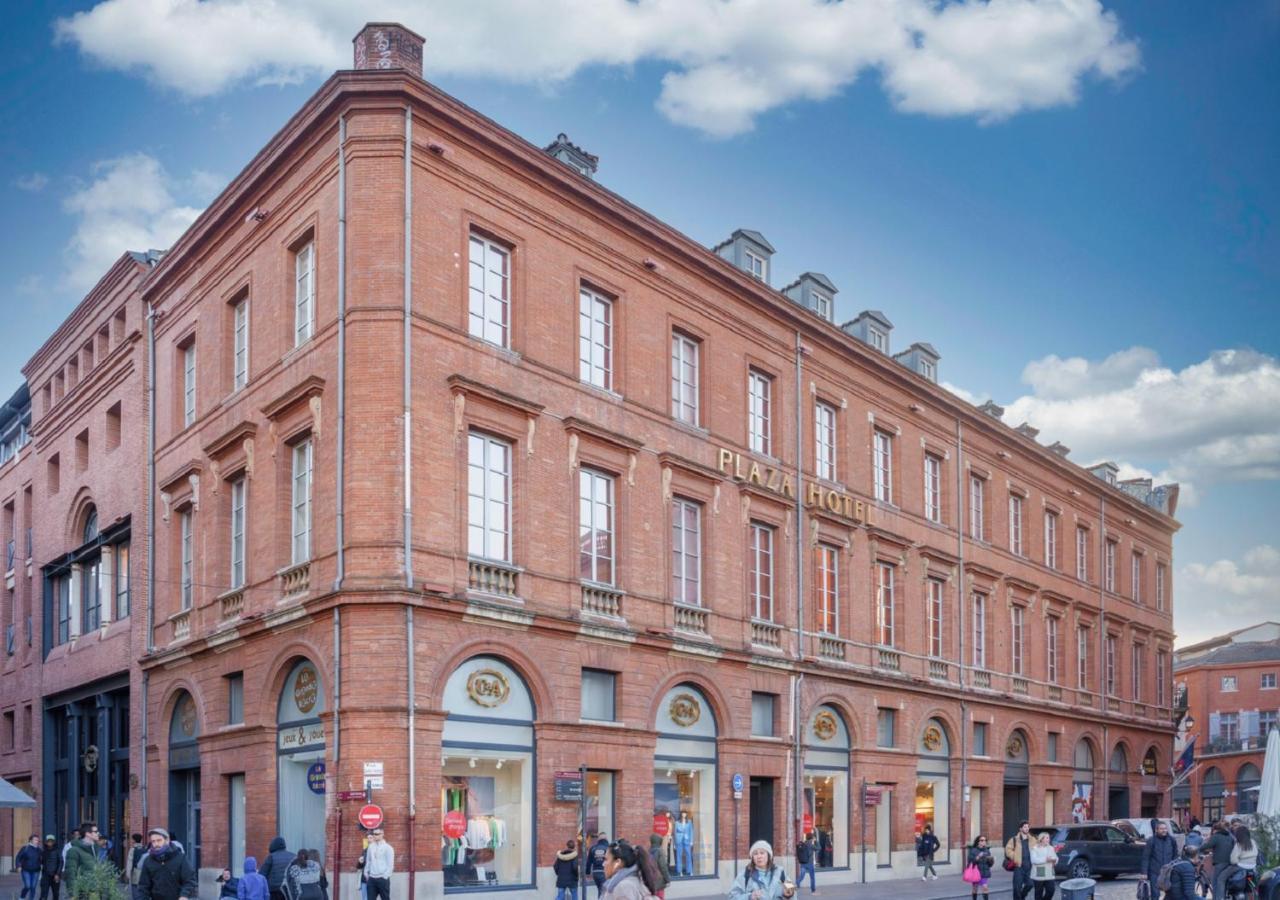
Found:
728,841 -> 796,900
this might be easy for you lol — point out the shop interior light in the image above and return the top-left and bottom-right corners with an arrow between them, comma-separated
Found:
689,770 -> 697,778
666,769 -> 674,777
469,757 -> 477,768
496,759 -> 505,769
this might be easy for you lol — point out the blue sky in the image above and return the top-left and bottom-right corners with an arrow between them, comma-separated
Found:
2,0 -> 1277,645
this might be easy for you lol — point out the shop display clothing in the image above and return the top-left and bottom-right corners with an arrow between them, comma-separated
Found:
674,818 -> 694,876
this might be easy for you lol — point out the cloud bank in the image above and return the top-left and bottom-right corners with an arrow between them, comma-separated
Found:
54,0 -> 1140,137
1175,546 -> 1280,646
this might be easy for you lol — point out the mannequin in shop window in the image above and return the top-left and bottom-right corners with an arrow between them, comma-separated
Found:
674,812 -> 694,877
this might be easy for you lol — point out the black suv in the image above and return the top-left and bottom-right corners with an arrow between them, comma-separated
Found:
1027,823 -> 1145,879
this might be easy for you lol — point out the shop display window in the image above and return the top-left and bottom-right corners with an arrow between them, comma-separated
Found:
653,763 -> 715,876
803,771 -> 848,868
585,771 -> 614,840
441,751 -> 532,888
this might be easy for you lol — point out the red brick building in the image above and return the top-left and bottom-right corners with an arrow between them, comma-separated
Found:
2,23 -> 1181,898
1173,623 -> 1280,821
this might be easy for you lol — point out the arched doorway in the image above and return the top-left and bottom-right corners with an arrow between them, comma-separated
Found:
1140,747 -> 1161,818
1201,767 -> 1225,822
440,656 -> 534,890
1071,738 -> 1096,822
277,660 -> 326,855
1108,745 -> 1130,818
654,684 -> 717,879
803,705 -> 849,869
1237,763 -> 1261,815
168,691 -> 201,867
916,719 -> 951,858
1002,729 -> 1030,843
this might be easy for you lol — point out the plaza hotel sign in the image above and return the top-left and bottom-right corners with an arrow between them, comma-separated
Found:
716,448 -> 866,525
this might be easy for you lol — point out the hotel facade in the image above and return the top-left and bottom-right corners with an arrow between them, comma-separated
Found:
0,24 -> 1180,899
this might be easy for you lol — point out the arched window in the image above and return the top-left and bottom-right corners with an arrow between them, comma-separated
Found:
1202,766 -> 1226,822
83,506 -> 98,544
167,691 -> 201,867
654,684 -> 718,879
804,705 -> 850,869
1237,763 -> 1261,814
1071,738 -> 1096,822
277,660 -> 326,856
917,719 -> 952,857
1110,744 -> 1129,774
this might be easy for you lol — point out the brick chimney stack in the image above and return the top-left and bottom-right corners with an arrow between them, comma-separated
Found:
353,23 -> 425,78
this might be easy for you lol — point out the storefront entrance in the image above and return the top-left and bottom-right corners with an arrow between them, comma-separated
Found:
748,778 -> 775,849
276,660 -> 326,856
1108,746 -> 1130,818
654,684 -> 717,879
916,719 -> 951,863
803,705 -> 849,869
1072,739 -> 1096,823
1002,729 -> 1030,842
168,692 -> 201,867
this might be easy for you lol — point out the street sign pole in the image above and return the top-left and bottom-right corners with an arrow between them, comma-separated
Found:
731,773 -> 744,878
579,765 -> 588,891
860,777 -> 867,884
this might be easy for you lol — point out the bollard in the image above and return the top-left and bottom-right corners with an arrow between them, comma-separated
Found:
1058,876 -> 1097,900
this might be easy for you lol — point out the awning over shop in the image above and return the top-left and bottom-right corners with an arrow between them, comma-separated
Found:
0,776 -> 35,808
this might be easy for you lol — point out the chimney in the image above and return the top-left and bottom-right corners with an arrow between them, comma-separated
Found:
353,23 -> 425,78
1047,441 -> 1071,457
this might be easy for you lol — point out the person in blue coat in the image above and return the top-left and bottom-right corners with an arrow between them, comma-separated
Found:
237,858 -> 271,900
1140,820 -> 1178,890
673,812 -> 694,877
1164,845 -> 1199,900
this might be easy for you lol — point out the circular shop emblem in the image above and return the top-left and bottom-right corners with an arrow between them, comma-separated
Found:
922,725 -> 943,752
294,665 -> 319,714
466,668 -> 510,708
668,692 -> 701,728
812,710 -> 838,742
1007,734 -> 1024,759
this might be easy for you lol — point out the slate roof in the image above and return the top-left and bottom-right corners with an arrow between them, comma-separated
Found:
1175,641 -> 1280,670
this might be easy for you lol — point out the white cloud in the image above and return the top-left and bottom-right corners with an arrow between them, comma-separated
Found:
61,153 -> 203,291
942,380 -> 986,405
1176,546 -> 1280,646
53,0 -> 1141,137
15,173 -> 50,192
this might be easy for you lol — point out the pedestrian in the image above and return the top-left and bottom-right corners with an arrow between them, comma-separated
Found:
600,840 -> 664,900
125,834 -> 147,900
795,831 -> 817,893
966,835 -> 994,900
1028,833 -> 1058,900
1188,815 -> 1201,832
1164,845 -> 1199,900
727,841 -> 796,900
217,868 -> 241,900
916,825 -> 939,882
1204,821 -> 1233,898
1140,819 -> 1177,895
673,811 -> 694,877
588,833 -> 609,898
136,828 -> 198,900
306,850 -> 330,900
363,828 -> 394,900
238,858 -> 271,900
17,834 -> 43,900
284,849 -> 327,900
1004,821 -> 1033,900
647,834 -> 670,899
62,823 -> 100,894
554,840 -> 580,900
39,835 -> 62,900
1213,823 -> 1258,900
60,831 -> 80,873
258,837 -> 296,900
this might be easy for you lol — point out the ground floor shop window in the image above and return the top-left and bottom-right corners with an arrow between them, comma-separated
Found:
441,751 -> 532,887
803,771 -> 848,868
277,659 -> 326,856
1071,782 -> 1094,823
874,786 -> 893,866
585,771 -> 614,840
654,763 -> 715,876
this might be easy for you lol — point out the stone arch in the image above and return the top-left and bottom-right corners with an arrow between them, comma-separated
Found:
1004,726 -> 1033,763
427,637 -> 552,722
1109,740 -> 1132,774
1074,732 -> 1101,769
914,707 -> 961,756
648,671 -> 731,736
159,678 -> 207,737
259,639 -> 330,726
1142,744 -> 1161,772
806,694 -> 861,748
66,488 -> 98,547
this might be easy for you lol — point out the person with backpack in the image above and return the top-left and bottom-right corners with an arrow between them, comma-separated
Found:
795,832 -> 817,893
647,834 -> 670,899
1205,821 -> 1235,899
1163,845 -> 1200,900
1141,820 -> 1178,895
554,841 -> 580,900
238,858 -> 271,900
588,834 -> 609,898
599,840 -> 663,900
966,836 -> 994,900
124,835 -> 147,900
1027,833 -> 1058,900
915,825 -> 939,882
259,838 -> 296,900
728,841 -> 796,900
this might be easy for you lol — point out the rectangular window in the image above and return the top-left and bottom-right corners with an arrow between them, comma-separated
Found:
869,328 -> 887,353
973,722 -> 988,756
670,332 -> 700,426
1156,563 -> 1167,611
1263,673 -> 1277,690
876,708 -> 896,748
924,455 -> 942,523
467,432 -> 510,563
744,249 -> 767,281
920,358 -> 936,382
291,440 -> 313,565
1076,526 -> 1089,582
1044,512 -> 1058,569
233,297 -> 249,390
876,562 -> 895,646
1132,553 -> 1143,603
230,477 -> 246,589
972,593 -> 986,669
81,557 -> 101,632
1220,713 -> 1239,742
748,369 -> 772,455
671,497 -> 702,606
873,430 -> 893,503
1077,627 -> 1093,690
1008,495 -> 1024,556
1047,732 -> 1059,763
812,292 -> 831,320
182,342 -> 196,427
1131,644 -> 1144,700
969,476 -> 985,539
1105,539 -> 1117,592
227,673 -> 244,725
468,234 -> 510,347
581,669 -> 616,722
114,542 -> 130,619
1011,605 -> 1025,676
751,692 -> 776,737
1046,616 -> 1059,684
1105,635 -> 1117,696
294,242 -> 315,345
815,402 -> 836,481
749,522 -> 775,621
816,543 -> 838,634
1260,710 -> 1278,735
180,510 -> 193,610
578,287 -> 613,390
56,576 -> 70,645
1221,675 -> 1238,692
579,468 -> 615,585
927,579 -> 944,658
1156,651 -> 1168,706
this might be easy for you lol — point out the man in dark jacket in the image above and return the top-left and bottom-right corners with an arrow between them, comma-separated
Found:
1140,820 -> 1178,891
39,836 -> 62,900
553,841 -> 579,900
1204,822 -> 1235,898
1165,845 -> 1200,900
588,834 -> 609,898
17,835 -> 43,900
137,828 -> 197,900
259,837 -> 296,900
62,822 -> 101,894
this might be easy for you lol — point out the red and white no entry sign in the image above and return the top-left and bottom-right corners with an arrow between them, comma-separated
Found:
358,804 -> 384,830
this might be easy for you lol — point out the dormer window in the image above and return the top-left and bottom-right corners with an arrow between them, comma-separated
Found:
869,328 -> 887,353
813,292 -> 831,320
920,358 -> 936,382
744,250 -> 768,282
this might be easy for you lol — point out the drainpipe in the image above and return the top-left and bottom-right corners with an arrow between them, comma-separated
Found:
143,300 -> 157,830
402,107 -> 414,592
141,670 -> 149,830
335,114 -> 347,591
407,607 -> 417,900
1099,498 -> 1108,809
955,418 -> 968,850
792,330 -> 806,859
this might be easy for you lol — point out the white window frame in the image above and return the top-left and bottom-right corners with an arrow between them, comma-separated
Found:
1044,511 -> 1058,569
291,440 -> 313,565
182,343 -> 196,427
816,543 -> 839,635
920,358 -> 936,382
970,475 -> 985,539
1131,643 -> 1144,700
744,249 -> 767,282
671,332 -> 700,426
927,578 -> 944,658
1156,563 -> 1167,611
1221,675 -> 1238,692
1011,604 -> 1025,676
869,327 -> 887,353
812,291 -> 831,320
294,241 -> 315,346
924,454 -> 941,523
1105,539 -> 1117,592
815,402 -> 836,482
1008,494 -> 1024,556
876,562 -> 895,647
972,593 -> 986,669
1047,615 -> 1059,684
233,297 -> 249,390
467,432 -> 510,564
180,510 -> 193,611
671,497 -> 702,606
468,234 -> 510,348
1078,627 -> 1091,690
1105,634 -> 1117,696
1156,651 -> 1167,706
1262,673 -> 1277,690
230,477 -> 246,590
748,369 -> 772,455
578,287 -> 613,391
579,468 -> 615,586
873,430 -> 893,503
1076,526 -> 1089,582
1132,553 -> 1143,603
749,522 -> 774,622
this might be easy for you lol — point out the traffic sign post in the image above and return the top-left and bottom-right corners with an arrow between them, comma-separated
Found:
358,804 -> 384,830
731,773 -> 743,877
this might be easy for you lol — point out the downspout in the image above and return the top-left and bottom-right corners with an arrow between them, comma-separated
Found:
402,107 -> 414,591
955,418 -> 968,851
792,330 -> 806,859
141,670 -> 149,830
1099,497 -> 1108,809
143,300 -> 157,829
407,607 -> 417,900
335,114 -> 347,592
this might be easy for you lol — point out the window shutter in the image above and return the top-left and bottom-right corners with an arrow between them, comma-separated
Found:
1209,712 -> 1220,739
1241,710 -> 1259,739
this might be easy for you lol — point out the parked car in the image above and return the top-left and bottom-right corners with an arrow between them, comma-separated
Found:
1111,817 -> 1188,852
1030,822 -> 1145,879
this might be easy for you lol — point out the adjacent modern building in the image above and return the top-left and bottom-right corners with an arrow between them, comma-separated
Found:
1,23 -> 1182,899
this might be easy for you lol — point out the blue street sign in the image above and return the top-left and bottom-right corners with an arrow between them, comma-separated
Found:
731,772 -> 744,793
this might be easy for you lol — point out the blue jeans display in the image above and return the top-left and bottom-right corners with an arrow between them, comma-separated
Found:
676,842 -> 693,876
